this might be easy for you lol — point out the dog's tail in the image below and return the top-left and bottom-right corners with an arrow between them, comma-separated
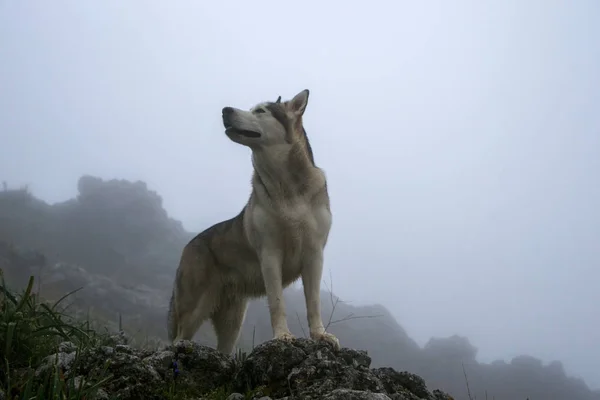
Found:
167,287 -> 178,342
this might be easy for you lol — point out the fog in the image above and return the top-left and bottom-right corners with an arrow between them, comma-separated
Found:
1,0 -> 599,391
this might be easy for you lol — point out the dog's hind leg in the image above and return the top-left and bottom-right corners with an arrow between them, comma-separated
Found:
173,285 -> 218,342
211,297 -> 249,354
170,241 -> 220,342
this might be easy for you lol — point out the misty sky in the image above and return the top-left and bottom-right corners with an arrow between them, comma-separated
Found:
1,0 -> 599,390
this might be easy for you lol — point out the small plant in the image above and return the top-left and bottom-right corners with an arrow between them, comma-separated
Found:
0,272 -> 114,399
233,347 -> 249,367
12,358 -> 112,400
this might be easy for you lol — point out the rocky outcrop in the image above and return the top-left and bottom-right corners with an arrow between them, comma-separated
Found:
34,336 -> 453,400
0,177 -> 192,289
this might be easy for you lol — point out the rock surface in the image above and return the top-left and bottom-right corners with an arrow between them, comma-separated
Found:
33,335 -> 453,400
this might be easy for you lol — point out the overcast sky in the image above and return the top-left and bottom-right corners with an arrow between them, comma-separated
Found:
1,0 -> 599,390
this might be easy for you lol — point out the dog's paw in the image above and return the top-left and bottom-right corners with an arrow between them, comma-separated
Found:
273,330 -> 296,342
312,331 -> 340,350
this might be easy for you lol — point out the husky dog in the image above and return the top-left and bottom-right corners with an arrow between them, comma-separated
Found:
167,89 -> 339,354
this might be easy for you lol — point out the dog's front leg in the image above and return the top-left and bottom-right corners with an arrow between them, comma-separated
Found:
302,249 -> 340,350
260,250 -> 294,341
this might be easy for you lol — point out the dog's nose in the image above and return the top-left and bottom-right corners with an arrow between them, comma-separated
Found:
222,107 -> 234,127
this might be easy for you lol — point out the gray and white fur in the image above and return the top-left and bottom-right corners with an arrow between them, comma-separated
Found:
167,89 -> 340,354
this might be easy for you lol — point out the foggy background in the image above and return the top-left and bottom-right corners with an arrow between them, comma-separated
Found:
1,0 -> 599,391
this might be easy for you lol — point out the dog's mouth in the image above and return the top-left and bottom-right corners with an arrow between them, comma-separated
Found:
224,126 -> 261,138
222,108 -> 261,138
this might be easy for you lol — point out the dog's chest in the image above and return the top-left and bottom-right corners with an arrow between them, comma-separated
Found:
251,199 -> 331,249
280,201 -> 313,224
278,200 -> 329,235
278,202 -> 329,269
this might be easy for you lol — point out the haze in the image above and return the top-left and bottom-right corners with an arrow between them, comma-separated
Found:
1,0 -> 599,390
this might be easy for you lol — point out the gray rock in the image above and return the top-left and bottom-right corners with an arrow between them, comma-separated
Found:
170,339 -> 235,394
35,350 -> 76,377
373,368 -> 432,399
20,336 -> 452,400
58,341 -> 77,353
90,388 -> 110,400
235,338 -> 386,399
323,389 -> 392,400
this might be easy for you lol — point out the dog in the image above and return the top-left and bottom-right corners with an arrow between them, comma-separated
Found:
167,89 -> 340,354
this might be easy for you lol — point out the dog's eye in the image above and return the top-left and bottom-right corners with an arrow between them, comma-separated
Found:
254,108 -> 266,114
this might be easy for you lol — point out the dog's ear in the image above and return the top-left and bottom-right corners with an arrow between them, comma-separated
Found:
288,89 -> 309,117
275,96 -> 281,103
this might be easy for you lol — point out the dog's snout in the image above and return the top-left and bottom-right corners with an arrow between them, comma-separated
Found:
222,107 -> 234,116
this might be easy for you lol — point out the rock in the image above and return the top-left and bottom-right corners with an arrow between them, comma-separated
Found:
373,368 -> 431,399
143,349 -> 177,378
70,342 -> 164,400
233,338 -> 449,400
323,389 -> 392,399
20,337 -> 452,400
35,350 -> 76,377
169,340 -> 235,396
58,341 -> 77,353
432,390 -> 454,400
106,331 -> 130,346
91,388 -> 110,400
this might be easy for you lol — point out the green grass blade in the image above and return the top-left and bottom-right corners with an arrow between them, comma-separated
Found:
50,286 -> 84,312
14,275 -> 35,314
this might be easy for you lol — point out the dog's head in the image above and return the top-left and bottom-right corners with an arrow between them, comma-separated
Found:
221,89 -> 312,154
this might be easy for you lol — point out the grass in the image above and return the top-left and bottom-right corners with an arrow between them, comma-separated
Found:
0,270 -> 117,399
0,271 -> 261,400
